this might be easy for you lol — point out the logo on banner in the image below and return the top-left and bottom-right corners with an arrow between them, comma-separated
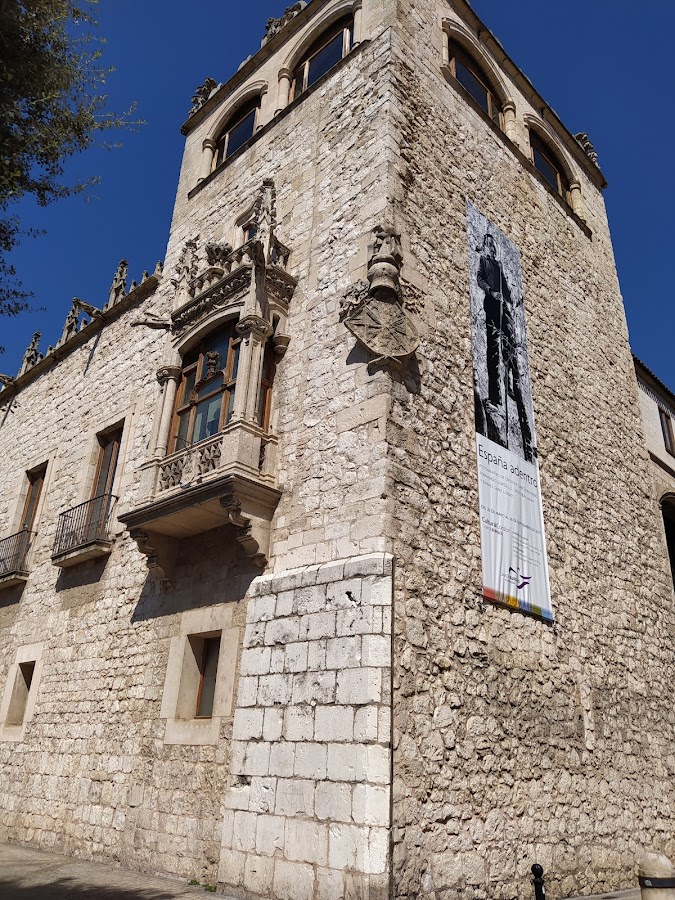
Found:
507,567 -> 531,591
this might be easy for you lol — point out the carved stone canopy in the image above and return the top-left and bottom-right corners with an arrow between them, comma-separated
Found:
170,180 -> 296,341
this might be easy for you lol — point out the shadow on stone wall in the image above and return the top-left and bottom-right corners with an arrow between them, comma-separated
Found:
0,877 -> 201,900
131,524 -> 258,622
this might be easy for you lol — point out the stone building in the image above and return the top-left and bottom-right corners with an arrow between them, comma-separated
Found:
634,356 -> 675,590
1,0 -> 674,898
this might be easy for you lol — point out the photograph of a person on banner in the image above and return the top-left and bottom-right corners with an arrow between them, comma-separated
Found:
475,231 -> 535,463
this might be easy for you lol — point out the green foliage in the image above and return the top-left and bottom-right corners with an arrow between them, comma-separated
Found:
0,0 -> 138,320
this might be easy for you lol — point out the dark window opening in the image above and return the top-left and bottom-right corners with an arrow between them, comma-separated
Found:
447,41 -> 502,126
214,99 -> 260,168
663,500 -> 675,589
530,131 -> 570,200
660,408 -> 675,456
195,636 -> 221,718
292,18 -> 353,100
6,660 -> 35,726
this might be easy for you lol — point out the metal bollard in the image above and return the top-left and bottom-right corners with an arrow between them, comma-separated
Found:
638,853 -> 675,900
532,863 -> 546,900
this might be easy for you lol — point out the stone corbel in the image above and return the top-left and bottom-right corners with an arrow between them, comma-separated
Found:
219,495 -> 268,568
129,529 -> 176,586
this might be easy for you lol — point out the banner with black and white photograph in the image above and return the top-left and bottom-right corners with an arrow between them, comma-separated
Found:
466,200 -> 553,622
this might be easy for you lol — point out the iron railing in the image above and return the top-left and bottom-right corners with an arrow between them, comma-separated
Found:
0,529 -> 32,577
53,493 -> 116,557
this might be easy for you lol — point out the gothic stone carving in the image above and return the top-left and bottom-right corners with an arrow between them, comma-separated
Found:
20,332 -> 43,375
219,493 -> 266,567
261,2 -> 307,46
109,260 -> 128,306
575,132 -> 600,168
340,227 -> 420,369
189,77 -> 221,116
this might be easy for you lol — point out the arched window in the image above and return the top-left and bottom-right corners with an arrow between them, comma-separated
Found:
529,131 -> 570,200
662,497 -> 675,589
291,17 -> 353,100
171,322 -> 242,451
213,98 -> 260,168
446,40 -> 502,126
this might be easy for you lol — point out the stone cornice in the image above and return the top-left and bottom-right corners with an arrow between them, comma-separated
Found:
0,276 -> 160,406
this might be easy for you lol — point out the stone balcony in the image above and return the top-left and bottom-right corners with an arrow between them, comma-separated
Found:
118,424 -> 281,585
52,494 -> 116,568
0,529 -> 32,590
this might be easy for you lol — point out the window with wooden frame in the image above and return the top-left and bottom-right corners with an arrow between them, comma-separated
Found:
171,322 -> 241,452
20,464 -> 47,534
213,98 -> 260,169
93,426 -> 123,500
195,635 -> 221,719
446,41 -> 502,127
529,131 -> 570,200
257,339 -> 276,431
291,17 -> 354,100
660,407 -> 675,456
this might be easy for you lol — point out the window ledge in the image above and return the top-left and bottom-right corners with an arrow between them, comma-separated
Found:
188,40 -> 371,200
441,68 -> 593,240
163,716 -> 221,746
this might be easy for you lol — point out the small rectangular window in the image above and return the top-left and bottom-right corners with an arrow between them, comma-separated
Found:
175,632 -> 222,721
196,636 -> 221,718
660,408 -> 675,456
6,661 -> 35,726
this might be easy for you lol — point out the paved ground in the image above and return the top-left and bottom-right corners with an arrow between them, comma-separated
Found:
0,842 -> 231,899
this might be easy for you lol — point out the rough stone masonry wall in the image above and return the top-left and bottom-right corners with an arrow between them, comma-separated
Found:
0,297 -> 257,885
217,554 -> 392,900
387,2 -> 675,899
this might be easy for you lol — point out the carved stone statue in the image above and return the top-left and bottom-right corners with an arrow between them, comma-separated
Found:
261,2 -> 307,45
574,132 -> 600,167
109,260 -> 128,306
189,78 -> 220,116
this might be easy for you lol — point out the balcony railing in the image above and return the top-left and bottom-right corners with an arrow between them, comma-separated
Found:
53,494 -> 116,561
0,529 -> 32,580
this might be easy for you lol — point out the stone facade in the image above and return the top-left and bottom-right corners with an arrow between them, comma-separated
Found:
1,0 -> 674,899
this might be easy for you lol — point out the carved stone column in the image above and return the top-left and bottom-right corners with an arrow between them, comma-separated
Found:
154,366 -> 182,457
502,99 -> 517,143
276,68 -> 293,114
441,29 -> 450,67
233,316 -> 273,422
352,0 -> 363,45
199,139 -> 217,181
569,181 -> 584,219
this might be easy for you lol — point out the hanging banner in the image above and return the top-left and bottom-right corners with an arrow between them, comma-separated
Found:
466,200 -> 553,622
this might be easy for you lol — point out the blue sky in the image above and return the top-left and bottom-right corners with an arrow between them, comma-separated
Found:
2,1 -> 674,386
